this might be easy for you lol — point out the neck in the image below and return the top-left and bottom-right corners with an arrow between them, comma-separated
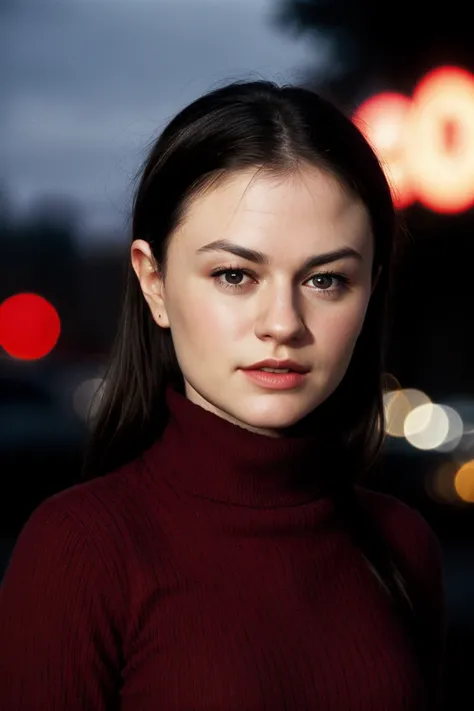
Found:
142,385 -> 341,508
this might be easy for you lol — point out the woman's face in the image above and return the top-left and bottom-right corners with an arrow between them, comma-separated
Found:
132,164 -> 377,436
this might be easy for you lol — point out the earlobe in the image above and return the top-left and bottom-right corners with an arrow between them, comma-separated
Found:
130,239 -> 171,328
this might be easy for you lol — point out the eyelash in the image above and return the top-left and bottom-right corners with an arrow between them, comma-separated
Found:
210,265 -> 350,296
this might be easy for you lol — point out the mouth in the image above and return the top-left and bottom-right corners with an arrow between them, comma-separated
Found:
240,368 -> 309,390
243,360 -> 310,374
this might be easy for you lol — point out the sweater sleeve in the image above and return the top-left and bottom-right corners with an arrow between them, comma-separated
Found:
356,487 -> 448,709
0,495 -> 123,711
412,511 -> 448,709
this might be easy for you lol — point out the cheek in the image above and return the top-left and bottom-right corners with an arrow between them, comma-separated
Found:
169,285 -> 244,346
318,297 -> 370,355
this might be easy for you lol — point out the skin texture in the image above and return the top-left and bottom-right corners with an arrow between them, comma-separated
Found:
132,164 -> 378,437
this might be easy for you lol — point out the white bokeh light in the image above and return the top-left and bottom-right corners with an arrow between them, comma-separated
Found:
404,403 -> 450,450
433,405 -> 464,452
383,388 -> 431,437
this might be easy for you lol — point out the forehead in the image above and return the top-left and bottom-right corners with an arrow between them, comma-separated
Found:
172,165 -> 373,259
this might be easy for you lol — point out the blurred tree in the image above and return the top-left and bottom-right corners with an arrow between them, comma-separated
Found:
275,0 -> 474,107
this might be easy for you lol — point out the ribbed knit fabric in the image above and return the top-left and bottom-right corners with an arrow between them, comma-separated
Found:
0,386 -> 446,710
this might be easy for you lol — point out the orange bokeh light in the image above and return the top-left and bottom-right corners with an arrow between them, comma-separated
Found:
353,92 -> 414,209
406,66 -> 474,213
0,293 -> 61,360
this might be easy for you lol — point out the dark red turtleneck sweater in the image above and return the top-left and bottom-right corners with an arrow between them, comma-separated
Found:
0,387 -> 446,710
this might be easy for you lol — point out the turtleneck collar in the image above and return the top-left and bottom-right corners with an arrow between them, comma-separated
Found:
144,385 -> 337,508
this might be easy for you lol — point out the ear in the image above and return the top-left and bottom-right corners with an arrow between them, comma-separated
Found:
130,239 -> 170,328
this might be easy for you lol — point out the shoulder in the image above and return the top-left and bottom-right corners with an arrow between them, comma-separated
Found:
354,485 -> 445,592
2,460 -> 148,624
42,453 -> 151,520
354,484 -> 426,528
354,485 -> 438,543
8,457 -> 148,581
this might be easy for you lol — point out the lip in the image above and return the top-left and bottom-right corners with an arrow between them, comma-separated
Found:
241,369 -> 308,390
242,359 -> 310,374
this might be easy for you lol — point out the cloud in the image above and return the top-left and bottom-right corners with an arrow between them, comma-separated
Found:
3,0 -> 324,239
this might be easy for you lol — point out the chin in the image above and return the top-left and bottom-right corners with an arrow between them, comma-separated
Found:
235,405 -> 310,432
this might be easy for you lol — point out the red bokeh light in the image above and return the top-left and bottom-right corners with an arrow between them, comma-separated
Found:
353,92 -> 414,209
0,293 -> 61,360
406,66 -> 474,214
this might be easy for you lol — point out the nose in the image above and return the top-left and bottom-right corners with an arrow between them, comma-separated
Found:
254,285 -> 306,344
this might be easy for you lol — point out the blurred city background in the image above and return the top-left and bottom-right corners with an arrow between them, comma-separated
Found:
1,1 -> 474,708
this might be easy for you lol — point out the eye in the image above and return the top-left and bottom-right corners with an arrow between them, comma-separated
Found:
210,266 -> 350,296
310,275 -> 334,290
222,270 -> 247,286
210,268 -> 254,291
305,272 -> 350,295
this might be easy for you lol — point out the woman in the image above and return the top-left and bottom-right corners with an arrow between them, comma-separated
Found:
0,81 -> 446,710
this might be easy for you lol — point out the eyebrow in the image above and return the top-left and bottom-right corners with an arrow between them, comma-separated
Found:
196,239 -> 363,272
